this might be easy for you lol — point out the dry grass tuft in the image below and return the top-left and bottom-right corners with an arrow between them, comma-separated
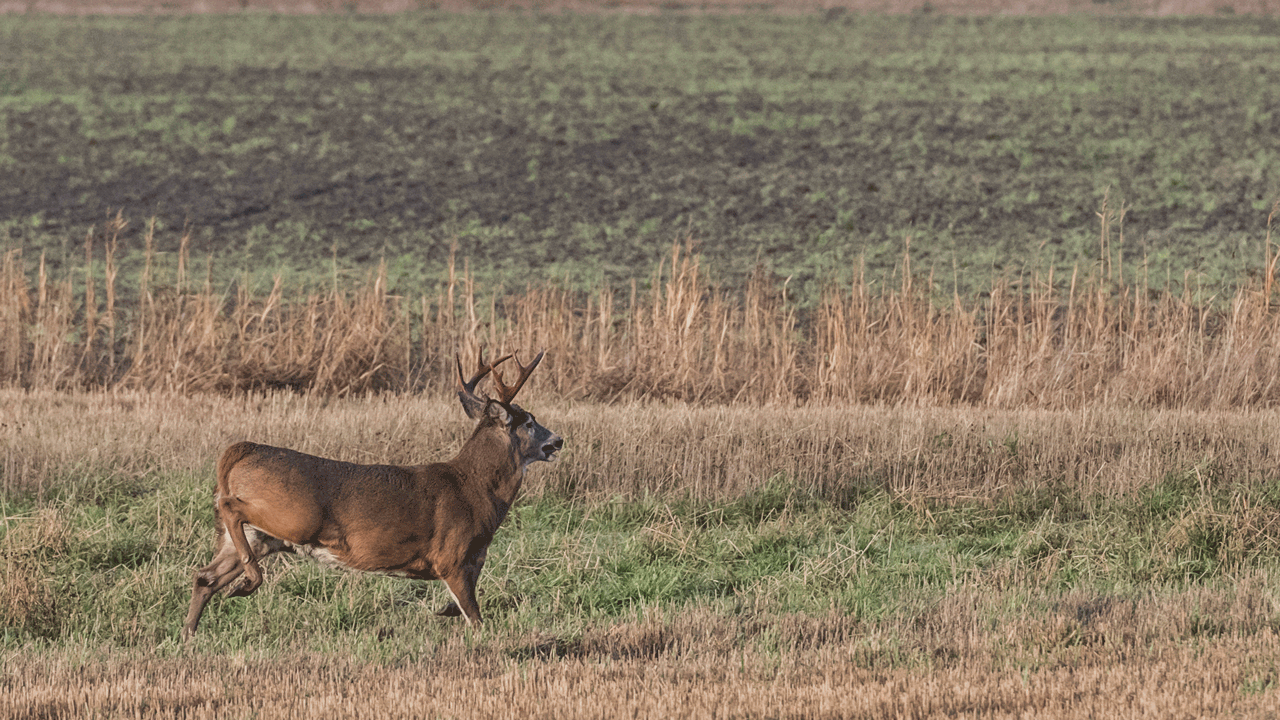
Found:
0,508 -> 68,636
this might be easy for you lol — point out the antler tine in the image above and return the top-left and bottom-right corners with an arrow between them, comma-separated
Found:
456,349 -> 513,395
491,349 -> 545,405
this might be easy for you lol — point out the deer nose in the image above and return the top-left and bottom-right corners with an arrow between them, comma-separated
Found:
544,437 -> 563,455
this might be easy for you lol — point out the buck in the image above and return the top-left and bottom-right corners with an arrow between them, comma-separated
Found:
182,350 -> 561,638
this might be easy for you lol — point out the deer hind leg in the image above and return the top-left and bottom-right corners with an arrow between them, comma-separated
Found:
183,529 -> 244,638
216,496 -> 271,598
184,520 -> 288,638
183,517 -> 262,636
434,599 -> 463,617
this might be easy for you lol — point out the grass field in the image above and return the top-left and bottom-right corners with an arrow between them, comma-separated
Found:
5,391 -> 1280,717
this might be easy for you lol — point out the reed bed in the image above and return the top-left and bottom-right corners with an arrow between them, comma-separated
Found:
5,209 -> 1280,408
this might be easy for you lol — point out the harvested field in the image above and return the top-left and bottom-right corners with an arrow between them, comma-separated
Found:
6,633 -> 1280,719
4,12 -> 1278,297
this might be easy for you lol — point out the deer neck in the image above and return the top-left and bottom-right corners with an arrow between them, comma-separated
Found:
453,430 -> 523,511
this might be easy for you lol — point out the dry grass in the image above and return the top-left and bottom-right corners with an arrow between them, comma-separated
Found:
9,209 -> 1280,408
3,591 -> 1280,718
0,508 -> 66,638
5,389 -> 1280,543
1,216 -> 411,396
8,388 -> 1280,502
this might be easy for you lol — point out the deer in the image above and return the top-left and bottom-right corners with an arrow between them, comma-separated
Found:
182,350 -> 561,639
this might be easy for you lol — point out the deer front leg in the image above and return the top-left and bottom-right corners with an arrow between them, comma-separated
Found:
440,554 -> 486,625
437,550 -> 486,621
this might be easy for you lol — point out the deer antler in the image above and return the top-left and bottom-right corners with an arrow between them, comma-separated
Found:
491,349 -> 545,405
456,349 -> 512,418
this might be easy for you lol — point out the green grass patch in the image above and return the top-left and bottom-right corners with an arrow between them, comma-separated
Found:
6,464 -> 1280,658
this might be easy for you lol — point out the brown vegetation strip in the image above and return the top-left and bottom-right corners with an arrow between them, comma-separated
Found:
9,389 -> 1280,501
8,210 -> 1280,407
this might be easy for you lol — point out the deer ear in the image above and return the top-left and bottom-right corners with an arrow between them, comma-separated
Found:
484,400 -> 512,426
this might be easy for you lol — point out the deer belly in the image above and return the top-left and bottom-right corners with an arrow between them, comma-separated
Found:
293,543 -> 356,571
291,542 -> 436,579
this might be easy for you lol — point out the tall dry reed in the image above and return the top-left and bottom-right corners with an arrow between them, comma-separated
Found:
5,206 -> 1280,408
